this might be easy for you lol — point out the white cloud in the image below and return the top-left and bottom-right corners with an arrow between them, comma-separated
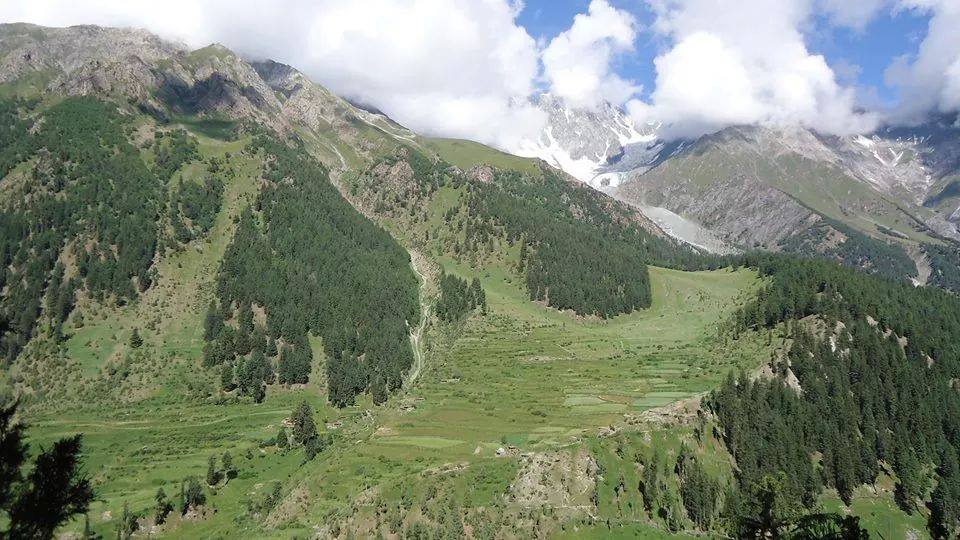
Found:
885,0 -> 960,123
630,0 -> 880,139
2,0 -> 953,149
0,0 -> 547,151
541,0 -> 640,108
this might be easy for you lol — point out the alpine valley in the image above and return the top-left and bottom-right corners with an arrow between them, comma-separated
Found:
1,22 -> 960,540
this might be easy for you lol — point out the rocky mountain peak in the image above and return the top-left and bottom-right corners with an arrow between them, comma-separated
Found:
513,94 -> 663,188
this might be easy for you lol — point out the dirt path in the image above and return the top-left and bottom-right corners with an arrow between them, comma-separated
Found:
405,249 -> 431,388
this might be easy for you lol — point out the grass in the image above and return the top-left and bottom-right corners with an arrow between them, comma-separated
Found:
423,137 -> 543,176
171,115 -> 238,140
821,483 -> 930,540
27,248 -> 768,537
361,261 -> 766,464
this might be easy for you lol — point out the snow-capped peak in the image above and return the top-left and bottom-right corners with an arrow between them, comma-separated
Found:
512,94 -> 664,190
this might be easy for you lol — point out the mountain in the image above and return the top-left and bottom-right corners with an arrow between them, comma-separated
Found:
611,122 -> 960,285
512,94 -> 671,190
2,23 -> 960,540
518,93 -> 960,284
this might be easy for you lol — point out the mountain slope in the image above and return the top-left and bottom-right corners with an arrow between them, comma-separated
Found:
612,124 -> 960,282
516,95 -> 960,285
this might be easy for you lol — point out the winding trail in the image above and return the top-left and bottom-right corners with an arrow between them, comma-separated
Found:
405,250 -> 431,389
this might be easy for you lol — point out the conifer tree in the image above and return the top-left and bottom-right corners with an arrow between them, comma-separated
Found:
154,487 -> 173,525
291,401 -> 317,446
206,455 -> 219,486
129,329 -> 143,349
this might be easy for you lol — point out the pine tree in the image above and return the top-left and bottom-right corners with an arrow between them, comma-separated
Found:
291,401 -> 317,446
117,501 -> 138,540
205,455 -> 219,487
222,451 -> 236,481
276,426 -> 289,450
220,361 -> 235,392
929,447 -> 960,539
154,487 -> 173,525
895,446 -> 923,513
129,329 -> 143,349
182,477 -> 205,514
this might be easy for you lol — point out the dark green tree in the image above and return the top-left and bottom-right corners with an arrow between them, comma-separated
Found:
181,477 -> 206,515
222,451 -> 236,481
220,361 -> 235,392
276,426 -> 289,450
206,454 -> 220,486
4,432 -> 94,539
154,487 -> 173,525
129,328 -> 143,349
291,401 -> 317,446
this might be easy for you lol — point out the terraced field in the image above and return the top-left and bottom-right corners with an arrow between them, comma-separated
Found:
362,263 -> 767,460
25,250 -> 769,537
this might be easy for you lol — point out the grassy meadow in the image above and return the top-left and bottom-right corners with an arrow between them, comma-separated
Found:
25,231 -> 769,537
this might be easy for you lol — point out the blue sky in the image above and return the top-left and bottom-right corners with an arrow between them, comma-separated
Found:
518,0 -> 931,107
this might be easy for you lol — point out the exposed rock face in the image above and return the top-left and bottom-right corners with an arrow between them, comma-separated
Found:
0,23 -> 379,144
615,123 -> 960,254
0,23 -> 180,84
622,171 -> 816,248
251,59 -> 361,140
509,448 -> 598,509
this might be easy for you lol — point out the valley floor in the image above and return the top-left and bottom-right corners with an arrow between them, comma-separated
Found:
28,260 -> 769,538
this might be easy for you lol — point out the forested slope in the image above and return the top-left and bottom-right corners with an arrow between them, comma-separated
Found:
204,135 -> 419,407
349,147 -> 725,318
705,253 -> 960,537
0,97 -> 178,364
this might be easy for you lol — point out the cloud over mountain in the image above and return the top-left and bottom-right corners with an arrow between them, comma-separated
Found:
0,0 -> 549,150
2,0 -> 957,146
541,0 -> 640,108
626,0 -> 881,139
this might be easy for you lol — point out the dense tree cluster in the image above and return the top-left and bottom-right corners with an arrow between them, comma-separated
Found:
711,252 -> 960,538
778,219 -> 918,281
206,136 -> 419,407
436,273 -> 485,322
442,164 -> 719,317
675,446 -> 722,530
0,98 -> 33,178
461,169 -> 713,317
0,97 -> 164,363
152,128 -> 199,182
926,242 -> 960,293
